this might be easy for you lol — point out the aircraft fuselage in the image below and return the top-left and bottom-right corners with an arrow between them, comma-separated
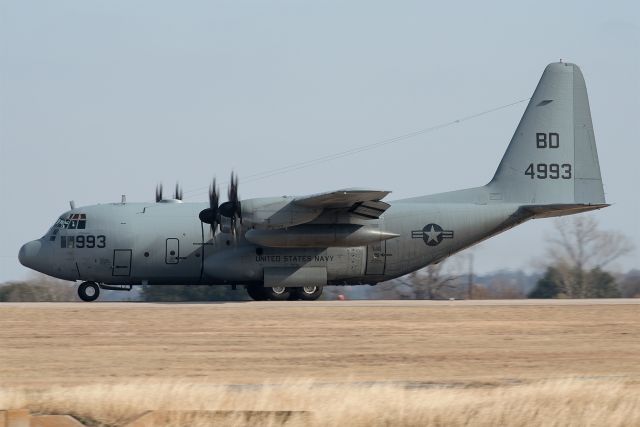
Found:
19,199 -> 526,287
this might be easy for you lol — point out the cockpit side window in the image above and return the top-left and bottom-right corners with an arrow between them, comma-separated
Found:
53,218 -> 69,229
47,218 -> 63,241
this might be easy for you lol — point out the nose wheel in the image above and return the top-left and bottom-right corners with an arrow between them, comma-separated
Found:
78,281 -> 100,302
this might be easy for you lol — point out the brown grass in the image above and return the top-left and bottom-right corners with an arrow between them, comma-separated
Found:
1,300 -> 639,425
1,379 -> 639,426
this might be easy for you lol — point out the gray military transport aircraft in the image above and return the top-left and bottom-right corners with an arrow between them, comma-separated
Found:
19,62 -> 607,301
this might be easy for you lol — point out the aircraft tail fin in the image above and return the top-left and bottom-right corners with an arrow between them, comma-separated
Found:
488,62 -> 605,205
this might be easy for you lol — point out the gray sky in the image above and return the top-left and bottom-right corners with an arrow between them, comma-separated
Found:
1,0 -> 638,281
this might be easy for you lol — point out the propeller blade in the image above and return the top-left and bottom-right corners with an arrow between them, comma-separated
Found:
199,178 -> 220,235
174,182 -> 183,201
209,178 -> 219,211
227,172 -> 238,205
155,183 -> 163,202
218,172 -> 242,239
228,172 -> 242,224
209,178 -> 219,233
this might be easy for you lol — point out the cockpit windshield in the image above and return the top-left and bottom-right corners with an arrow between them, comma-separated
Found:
53,214 -> 87,230
46,214 -> 88,241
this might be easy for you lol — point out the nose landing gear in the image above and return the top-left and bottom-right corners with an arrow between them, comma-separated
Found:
78,281 -> 100,302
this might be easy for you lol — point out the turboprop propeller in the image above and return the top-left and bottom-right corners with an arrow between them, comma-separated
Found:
199,172 -> 242,238
198,178 -> 220,234
219,172 -> 242,238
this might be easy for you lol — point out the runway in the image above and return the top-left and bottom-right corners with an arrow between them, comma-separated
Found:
1,298 -> 639,388
1,297 -> 638,308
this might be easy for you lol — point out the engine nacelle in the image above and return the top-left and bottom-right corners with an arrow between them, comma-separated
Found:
244,224 -> 399,248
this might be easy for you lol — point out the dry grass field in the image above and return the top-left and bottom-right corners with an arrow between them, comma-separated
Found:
1,300 -> 639,426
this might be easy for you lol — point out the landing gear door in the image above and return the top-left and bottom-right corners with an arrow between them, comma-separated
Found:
365,240 -> 386,275
165,238 -> 179,264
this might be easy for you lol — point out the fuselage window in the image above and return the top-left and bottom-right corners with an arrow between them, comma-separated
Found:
61,236 -> 75,248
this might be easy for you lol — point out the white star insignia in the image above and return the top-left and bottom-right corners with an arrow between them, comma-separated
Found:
425,229 -> 441,243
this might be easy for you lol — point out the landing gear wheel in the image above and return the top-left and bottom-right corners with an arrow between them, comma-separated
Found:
293,285 -> 323,301
263,286 -> 291,301
78,282 -> 100,302
246,285 -> 267,301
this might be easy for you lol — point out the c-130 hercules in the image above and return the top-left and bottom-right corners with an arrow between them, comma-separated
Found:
19,62 -> 607,301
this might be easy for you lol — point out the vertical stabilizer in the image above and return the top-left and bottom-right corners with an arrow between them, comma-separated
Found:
489,62 -> 605,205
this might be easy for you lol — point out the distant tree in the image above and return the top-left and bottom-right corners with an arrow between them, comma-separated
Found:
386,257 -> 463,300
550,216 -> 634,270
545,216 -> 633,298
529,266 -> 620,299
529,267 -> 565,298
140,284 -> 248,301
0,275 -> 76,302
474,270 -> 539,297
618,270 -> 640,298
411,263 -> 459,299
533,217 -> 634,298
584,268 -> 620,298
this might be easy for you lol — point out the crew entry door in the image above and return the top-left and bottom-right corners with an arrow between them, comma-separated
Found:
112,249 -> 132,276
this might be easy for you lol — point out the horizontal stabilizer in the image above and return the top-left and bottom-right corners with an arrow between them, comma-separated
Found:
519,203 -> 609,219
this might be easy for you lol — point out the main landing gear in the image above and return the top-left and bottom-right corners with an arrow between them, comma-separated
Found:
78,281 -> 100,302
294,285 -> 323,301
245,285 -> 323,301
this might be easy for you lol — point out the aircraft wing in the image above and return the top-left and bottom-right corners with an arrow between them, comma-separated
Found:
293,188 -> 391,219
242,188 -> 393,244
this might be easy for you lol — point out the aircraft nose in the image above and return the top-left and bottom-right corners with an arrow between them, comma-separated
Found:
18,240 -> 42,268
